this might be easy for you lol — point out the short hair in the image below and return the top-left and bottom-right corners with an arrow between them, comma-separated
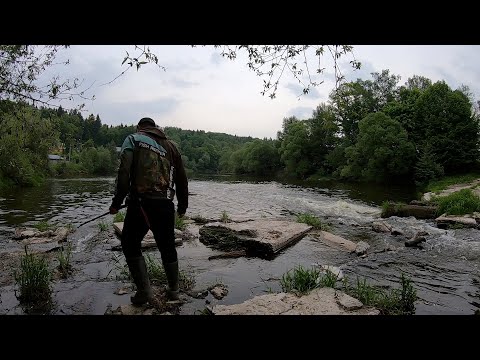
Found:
138,117 -> 156,127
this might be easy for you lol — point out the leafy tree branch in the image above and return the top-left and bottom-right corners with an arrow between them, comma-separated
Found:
0,45 -> 95,110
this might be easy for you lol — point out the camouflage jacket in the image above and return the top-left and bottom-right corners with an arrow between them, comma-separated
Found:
111,126 -> 188,214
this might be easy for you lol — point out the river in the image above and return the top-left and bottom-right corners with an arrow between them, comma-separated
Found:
0,176 -> 478,315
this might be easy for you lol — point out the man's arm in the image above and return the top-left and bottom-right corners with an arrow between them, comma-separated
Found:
174,151 -> 188,216
110,136 -> 134,213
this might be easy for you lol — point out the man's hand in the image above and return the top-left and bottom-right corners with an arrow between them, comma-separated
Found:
109,206 -> 118,215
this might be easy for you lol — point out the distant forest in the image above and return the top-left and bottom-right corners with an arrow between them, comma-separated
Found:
1,69 -> 479,189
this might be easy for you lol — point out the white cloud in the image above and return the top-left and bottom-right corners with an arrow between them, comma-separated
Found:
36,45 -> 480,139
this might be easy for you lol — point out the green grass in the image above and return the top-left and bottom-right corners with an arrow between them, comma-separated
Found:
381,201 -> 392,217
220,210 -> 230,223
34,220 -> 54,232
426,173 -> 480,193
431,188 -> 480,215
381,201 -> 406,217
113,211 -> 126,223
280,265 -> 322,294
318,268 -> 339,288
194,307 -> 214,315
56,241 -> 73,278
343,273 -> 417,315
108,253 -> 131,280
295,213 -> 330,230
14,246 -> 52,307
280,265 -> 417,315
144,253 -> 168,284
108,253 -> 195,291
175,213 -> 186,231
97,221 -> 109,231
144,254 -> 195,290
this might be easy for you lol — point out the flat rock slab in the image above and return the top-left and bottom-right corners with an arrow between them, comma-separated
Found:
316,231 -> 356,252
435,215 -> 478,228
10,227 -> 72,254
14,227 -> 71,245
199,220 -> 312,256
112,222 -> 183,250
208,250 -> 246,260
211,287 -> 378,315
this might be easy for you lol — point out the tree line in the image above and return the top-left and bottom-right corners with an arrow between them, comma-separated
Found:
270,71 -> 480,185
1,69 -> 479,189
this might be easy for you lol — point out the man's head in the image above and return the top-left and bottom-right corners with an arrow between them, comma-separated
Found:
137,117 -> 156,129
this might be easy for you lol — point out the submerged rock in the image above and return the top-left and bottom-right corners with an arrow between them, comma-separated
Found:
355,241 -> 370,255
209,284 -> 229,300
313,264 -> 344,280
405,232 -> 427,247
107,304 -> 153,315
208,250 -> 246,260
372,222 -> 392,233
315,231 -> 356,252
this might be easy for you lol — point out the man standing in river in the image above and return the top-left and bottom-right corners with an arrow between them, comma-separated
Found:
109,117 -> 188,305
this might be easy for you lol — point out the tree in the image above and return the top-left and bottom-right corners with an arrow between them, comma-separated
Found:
404,75 -> 432,91
0,102 -> 57,185
278,118 -> 311,179
369,69 -> 401,110
329,69 -> 401,145
211,45 -> 361,99
307,103 -> 340,174
329,80 -> 375,145
414,81 -> 479,174
2,45 -> 360,114
341,112 -> 415,182
0,45 -> 93,109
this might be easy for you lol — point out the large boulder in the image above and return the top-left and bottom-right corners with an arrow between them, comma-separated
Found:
211,287 -> 378,315
199,220 -> 312,257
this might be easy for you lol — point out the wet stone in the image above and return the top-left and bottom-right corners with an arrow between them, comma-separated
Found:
313,264 -> 344,280
316,231 -> 356,252
336,292 -> 363,310
355,241 -> 370,255
212,288 -> 377,315
199,220 -> 311,256
114,287 -> 130,295
209,284 -> 228,300
372,222 -> 392,233
391,228 -> 404,236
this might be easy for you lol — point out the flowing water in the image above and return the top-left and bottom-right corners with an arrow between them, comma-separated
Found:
0,176 -> 478,315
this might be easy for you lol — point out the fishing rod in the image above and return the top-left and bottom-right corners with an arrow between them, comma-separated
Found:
78,204 -> 127,228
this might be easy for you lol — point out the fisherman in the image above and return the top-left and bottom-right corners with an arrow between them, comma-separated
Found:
109,117 -> 188,305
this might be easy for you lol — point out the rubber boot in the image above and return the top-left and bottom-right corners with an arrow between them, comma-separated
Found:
126,256 -> 153,306
163,261 -> 179,301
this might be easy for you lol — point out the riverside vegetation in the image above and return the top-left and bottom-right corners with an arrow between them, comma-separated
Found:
2,71 -> 479,196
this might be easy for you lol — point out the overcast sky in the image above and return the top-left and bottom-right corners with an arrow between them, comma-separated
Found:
45,45 -> 480,139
